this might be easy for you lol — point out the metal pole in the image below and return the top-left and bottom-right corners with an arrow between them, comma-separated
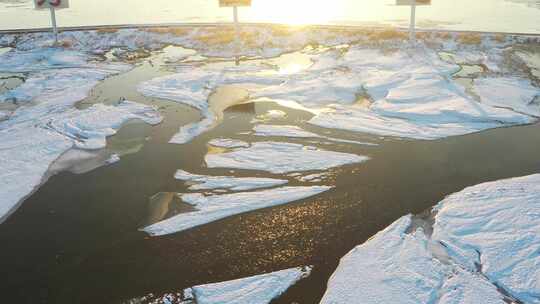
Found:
233,6 -> 240,65
409,1 -> 416,45
50,7 -> 58,45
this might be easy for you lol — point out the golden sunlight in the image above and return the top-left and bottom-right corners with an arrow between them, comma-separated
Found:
249,0 -> 345,25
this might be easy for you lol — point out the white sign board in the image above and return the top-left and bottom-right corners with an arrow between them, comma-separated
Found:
396,0 -> 431,5
34,0 -> 69,10
219,0 -> 251,7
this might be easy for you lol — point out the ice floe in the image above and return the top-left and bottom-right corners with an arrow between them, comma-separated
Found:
125,266 -> 312,304
174,169 -> 288,191
205,141 -> 368,174
207,138 -> 250,149
321,174 -> 540,304
142,185 -> 331,236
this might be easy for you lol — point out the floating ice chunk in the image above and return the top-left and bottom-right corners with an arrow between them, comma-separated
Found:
174,169 -> 288,191
185,266 -> 312,304
297,173 -> 329,183
473,77 -> 540,117
142,186 -> 331,236
432,174 -> 540,304
205,141 -> 368,174
208,138 -> 250,149
125,266 -> 312,304
106,154 -> 120,164
322,174 -> 540,304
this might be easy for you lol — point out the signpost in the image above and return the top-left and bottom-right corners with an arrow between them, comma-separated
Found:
396,0 -> 431,45
219,0 -> 251,65
34,0 -> 70,45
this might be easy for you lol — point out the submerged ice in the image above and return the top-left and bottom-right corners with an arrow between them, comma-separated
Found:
174,169 -> 288,191
321,174 -> 540,304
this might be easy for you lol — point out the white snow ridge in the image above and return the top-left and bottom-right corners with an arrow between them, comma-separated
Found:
321,174 -> 540,304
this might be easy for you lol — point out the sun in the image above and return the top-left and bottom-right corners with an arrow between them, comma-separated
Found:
249,0 -> 344,25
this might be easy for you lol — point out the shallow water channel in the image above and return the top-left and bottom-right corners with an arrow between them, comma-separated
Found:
0,47 -> 539,304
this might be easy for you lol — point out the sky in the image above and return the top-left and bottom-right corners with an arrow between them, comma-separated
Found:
0,0 -> 539,33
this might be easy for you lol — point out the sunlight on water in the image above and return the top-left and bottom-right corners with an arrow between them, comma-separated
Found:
0,0 -> 539,33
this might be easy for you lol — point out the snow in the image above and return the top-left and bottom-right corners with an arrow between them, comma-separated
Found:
174,169 -> 288,191
205,141 -> 368,174
473,77 -> 540,117
321,174 -> 540,304
142,185 -> 331,236
186,266 -> 312,304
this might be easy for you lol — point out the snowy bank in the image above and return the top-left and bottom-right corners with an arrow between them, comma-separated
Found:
321,174 -> 540,304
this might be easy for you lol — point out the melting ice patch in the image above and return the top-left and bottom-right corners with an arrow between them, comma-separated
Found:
473,77 -> 540,117
321,174 -> 540,304
205,141 -> 368,174
142,185 -> 331,236
125,266 -> 312,304
174,169 -> 288,191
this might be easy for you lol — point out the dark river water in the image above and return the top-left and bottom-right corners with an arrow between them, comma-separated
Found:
0,52 -> 539,304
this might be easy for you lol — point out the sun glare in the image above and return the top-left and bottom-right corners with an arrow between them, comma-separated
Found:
250,0 -> 344,25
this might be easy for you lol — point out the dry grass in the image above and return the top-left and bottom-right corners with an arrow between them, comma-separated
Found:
270,25 -> 303,37
142,27 -> 190,36
195,27 -> 258,46
457,33 -> 483,45
95,28 -> 119,34
493,34 -> 506,43
436,32 -> 453,40
369,29 -> 408,41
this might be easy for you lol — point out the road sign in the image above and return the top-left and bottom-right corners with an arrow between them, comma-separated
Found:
219,0 -> 251,7
396,0 -> 431,5
34,0 -> 70,10
34,0 -> 70,45
396,0 -> 431,45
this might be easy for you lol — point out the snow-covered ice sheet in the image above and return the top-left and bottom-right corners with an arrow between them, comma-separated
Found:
174,169 -> 288,191
205,141 -> 368,174
142,185 -> 331,236
432,174 -> 540,304
321,174 -> 540,304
